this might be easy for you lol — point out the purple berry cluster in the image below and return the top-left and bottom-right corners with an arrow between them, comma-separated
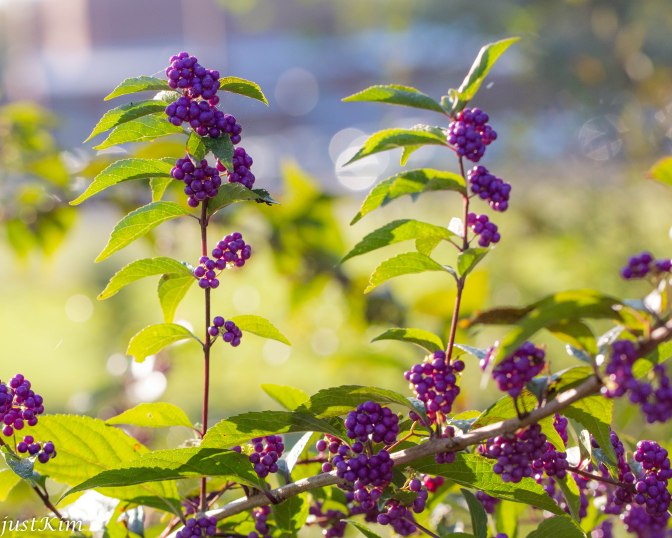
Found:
434,425 -> 457,464
592,521 -> 613,538
468,166 -> 511,212
330,446 -> 394,488
344,401 -> 399,445
16,436 -> 56,464
623,504 -> 669,538
481,424 -> 547,483
248,506 -> 271,538
194,257 -> 220,289
404,351 -> 464,423
553,413 -> 569,445
208,316 -> 242,347
490,342 -> 546,398
176,516 -> 217,538
532,443 -> 568,480
476,490 -> 500,514
598,430 -> 635,514
1,374 -> 45,437
376,500 -> 418,536
620,251 -> 672,280
447,107 -> 497,163
217,147 -> 256,189
166,52 -> 221,101
308,502 -> 347,538
632,441 -> 672,517
422,475 -> 444,492
249,436 -> 284,478
171,156 -> 222,208
602,340 -> 639,398
467,213 -> 500,247
193,232 -> 252,289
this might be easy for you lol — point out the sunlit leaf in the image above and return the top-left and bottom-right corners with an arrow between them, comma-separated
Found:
230,315 -> 290,345
219,76 -> 269,105
346,128 -> 448,165
93,115 -> 183,150
648,156 -> 672,188
126,323 -> 199,362
261,384 -> 309,411
106,403 -> 193,429
85,100 -> 168,142
563,396 -> 616,463
457,248 -> 489,278
372,328 -> 444,353
104,76 -> 170,101
343,84 -> 445,114
461,488 -> 488,538
365,252 -> 451,293
525,515 -> 584,538
158,273 -> 196,323
98,256 -> 192,300
298,385 -> 415,418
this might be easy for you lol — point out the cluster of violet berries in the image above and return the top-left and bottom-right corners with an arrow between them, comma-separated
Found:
193,232 -> 252,289
217,147 -> 256,189
308,502 -> 347,538
468,166 -> 511,212
480,423 -> 548,483
447,107 -> 497,163
487,342 -> 546,398
208,317 -> 242,347
620,251 -> 672,280
171,157 -> 222,208
16,436 -> 56,464
175,516 -> 217,538
344,401 -> 399,446
249,436 -> 284,479
632,440 -> 672,517
466,213 -> 501,247
248,506 -> 271,538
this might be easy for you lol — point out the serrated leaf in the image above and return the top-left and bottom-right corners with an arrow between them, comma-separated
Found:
451,37 -> 520,113
343,84 -> 445,114
351,168 -> 466,224
85,100 -> 168,142
104,76 -> 170,101
98,256 -> 192,300
219,76 -> 268,105
207,183 -> 277,216
457,248 -> 489,278
525,515 -> 585,538
202,411 -> 343,448
203,135 -> 234,170
346,128 -> 448,165
71,158 -> 174,205
62,448 -> 262,501
27,415 -> 180,513
187,131 -> 207,161
150,176 -> 173,202
345,520 -> 383,538
648,156 -> 672,188
563,396 -> 616,463
272,492 -> 309,534
298,385 -> 415,418
127,323 -> 199,362
410,453 -> 563,515
343,219 -> 455,262
365,252 -> 450,293
372,328 -> 444,352
105,403 -> 193,429
229,315 -> 290,345
461,489 -> 488,538
96,202 -> 191,262
261,384 -> 309,411
158,273 -> 195,323
93,115 -> 183,150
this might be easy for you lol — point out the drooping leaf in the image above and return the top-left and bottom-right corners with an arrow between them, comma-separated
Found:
219,76 -> 269,105
93,115 -> 184,150
230,315 -> 290,345
105,403 -> 193,429
203,135 -> 234,170
126,323 -> 199,362
187,131 -> 207,161
346,128 -> 448,165
98,257 -> 192,300
351,168 -> 466,224
365,252 -> 451,293
272,492 -> 309,534
150,176 -> 173,201
525,515 -> 585,538
371,328 -> 444,353
648,156 -> 672,188
104,76 -> 170,101
158,273 -> 196,323
343,84 -> 445,114
345,520 -> 383,538
207,183 -> 277,216
261,384 -> 309,411
457,248 -> 489,278
298,385 -> 416,419
85,100 -> 169,142
563,396 -> 616,463
95,202 -> 191,262
61,448 -> 262,500
342,219 -> 456,262
556,474 -> 582,522
461,489 -> 488,538
71,158 -> 174,206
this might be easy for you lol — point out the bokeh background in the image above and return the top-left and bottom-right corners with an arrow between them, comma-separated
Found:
1,0 -> 672,519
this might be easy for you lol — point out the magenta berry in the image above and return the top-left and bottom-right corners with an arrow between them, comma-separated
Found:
171,156 -> 222,208
490,341 -> 545,397
467,212 -> 501,247
217,147 -> 256,189
447,107 -> 497,162
208,317 -> 242,347
249,436 -> 284,478
468,166 -> 511,211
211,232 -> 252,269
620,251 -> 672,280
481,424 -> 547,483
422,475 -> 444,493
194,256 -> 220,289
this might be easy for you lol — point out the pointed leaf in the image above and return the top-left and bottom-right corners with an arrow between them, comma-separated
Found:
281,432 -> 314,474
343,84 -> 445,114
261,384 -> 309,411
351,168 -> 466,223
343,219 -> 455,262
158,273 -> 196,323
298,385 -> 415,418
203,135 -> 234,170
98,256 -> 192,300
126,323 -> 199,362
563,396 -> 616,463
106,403 -> 193,429
457,248 -> 489,278
346,128 -> 448,165
96,202 -> 191,262
150,176 -> 173,202
93,115 -> 183,150
272,492 -> 309,534
207,183 -> 277,216
219,76 -> 269,105
525,515 -> 585,538
555,475 -> 581,522
400,145 -> 421,166
345,520 -> 383,538
372,328 -> 444,353
104,76 -> 170,101
187,131 -> 207,161
461,489 -> 488,538
71,158 -> 174,205
230,315 -> 290,345
85,100 -> 168,142
365,252 -> 450,293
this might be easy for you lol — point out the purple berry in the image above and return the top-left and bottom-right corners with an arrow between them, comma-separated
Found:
447,107 -> 497,163
217,147 -> 256,189
467,212 -> 501,247
490,341 -> 545,397
468,166 -> 511,211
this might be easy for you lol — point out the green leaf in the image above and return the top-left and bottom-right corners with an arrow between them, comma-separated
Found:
342,219 -> 455,262
409,453 -> 563,515
150,177 -> 173,202
93,115 -> 183,150
202,411 -> 343,448
346,128 -> 448,165
648,156 -> 672,188
127,323 -> 199,362
451,37 -> 520,113
27,415 -> 180,513
98,256 -> 192,300
457,248 -> 489,278
105,403 -> 193,429
0,467 -> 21,502
62,448 -> 262,501
230,315 -> 290,345
461,489 -> 488,538
104,76 -> 170,101
495,500 -> 524,538
342,84 -> 445,114
525,515 -> 585,538
158,273 -> 196,323
219,76 -> 269,105
85,100 -> 168,142
351,168 -> 466,224
365,252 -> 450,294
1,447 -> 35,483
345,520 -> 383,538
207,183 -> 276,216
203,135 -> 234,170
371,328 -> 444,353
95,202 -> 191,262
548,320 -> 598,356
400,145 -> 421,166
187,131 -> 207,161
556,475 -> 582,522
563,396 -> 616,463
298,385 -> 415,419
71,158 -> 174,205
261,384 -> 309,411
272,492 -> 309,534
